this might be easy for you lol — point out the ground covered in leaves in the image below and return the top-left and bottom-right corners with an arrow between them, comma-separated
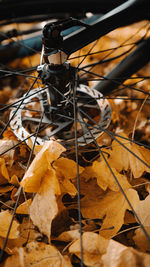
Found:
0,21 -> 150,266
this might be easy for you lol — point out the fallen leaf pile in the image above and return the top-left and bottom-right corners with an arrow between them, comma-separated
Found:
0,20 -> 150,267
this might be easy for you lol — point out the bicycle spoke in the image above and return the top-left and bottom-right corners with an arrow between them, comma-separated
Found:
78,112 -> 150,243
0,187 -> 22,261
73,73 -> 84,266
80,109 -> 150,169
80,68 -> 150,96
0,75 -> 40,137
0,111 -> 44,261
69,42 -> 139,60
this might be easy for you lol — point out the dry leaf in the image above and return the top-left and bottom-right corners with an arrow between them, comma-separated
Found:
21,140 -> 66,240
27,139 -> 43,155
0,235 -> 27,255
0,210 -> 19,239
53,157 -> 85,196
92,160 -> 131,191
109,133 -> 150,178
3,129 -> 18,141
55,229 -> 80,242
10,175 -> 19,186
99,188 -> 140,238
59,178 -> 77,196
0,218 -> 42,255
0,139 -> 18,163
80,166 -> 95,182
0,217 -> 35,255
30,169 -> 61,239
19,217 -> 42,243
133,194 -> 150,226
16,199 -> 32,214
69,233 -> 150,267
69,232 -> 109,266
4,241 -> 72,267
81,189 -> 139,239
101,239 -> 150,267
129,144 -> 150,178
133,227 -> 150,252
133,194 -> 150,251
0,185 -> 14,193
21,140 -> 65,192
54,157 -> 84,179
0,158 -> 9,184
124,210 -> 137,225
108,134 -> 130,172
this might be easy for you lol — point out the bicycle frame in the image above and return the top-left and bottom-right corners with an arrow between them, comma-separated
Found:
60,0 -> 150,94
62,0 -> 150,55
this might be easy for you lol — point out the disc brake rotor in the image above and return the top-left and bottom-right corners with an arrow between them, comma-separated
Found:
10,84 -> 111,147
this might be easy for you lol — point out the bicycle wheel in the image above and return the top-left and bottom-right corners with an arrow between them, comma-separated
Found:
0,8 -> 150,267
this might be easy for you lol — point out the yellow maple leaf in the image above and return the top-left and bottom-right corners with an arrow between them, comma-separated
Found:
92,159 -> 131,191
109,133 -> 150,178
81,188 -> 139,239
30,169 -> 61,240
21,140 -> 65,192
0,210 -> 19,239
128,143 -> 150,178
99,188 -> 139,238
54,157 -> 84,179
108,135 -> 130,172
54,157 -> 84,196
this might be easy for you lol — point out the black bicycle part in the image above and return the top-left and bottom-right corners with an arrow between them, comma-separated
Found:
37,63 -> 76,123
42,17 -> 90,57
0,0 -> 128,21
62,0 -> 150,55
93,36 -> 150,95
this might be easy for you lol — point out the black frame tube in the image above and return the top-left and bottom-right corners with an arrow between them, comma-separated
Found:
62,0 -> 150,55
92,37 -> 150,94
0,0 -> 128,21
